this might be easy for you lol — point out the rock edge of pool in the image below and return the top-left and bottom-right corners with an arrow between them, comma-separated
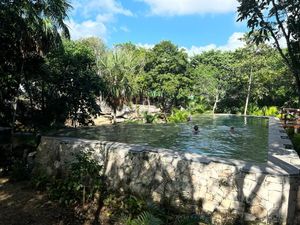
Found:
34,116 -> 300,225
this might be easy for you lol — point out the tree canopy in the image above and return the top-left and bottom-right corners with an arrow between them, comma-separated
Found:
144,41 -> 191,114
237,0 -> 300,103
0,1 -> 298,128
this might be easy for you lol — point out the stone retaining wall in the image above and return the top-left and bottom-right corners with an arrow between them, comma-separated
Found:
34,117 -> 300,225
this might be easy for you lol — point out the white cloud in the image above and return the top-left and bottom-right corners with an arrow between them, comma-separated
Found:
185,32 -> 245,56
140,0 -> 238,16
136,43 -> 155,49
120,26 -> 130,32
135,33 -> 244,56
219,32 -> 245,50
67,18 -> 108,40
182,44 -> 217,55
72,0 -> 133,18
68,0 -> 132,40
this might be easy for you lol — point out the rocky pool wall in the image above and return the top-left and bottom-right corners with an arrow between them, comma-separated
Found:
34,117 -> 300,224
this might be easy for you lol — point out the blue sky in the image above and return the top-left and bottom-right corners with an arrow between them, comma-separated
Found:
67,0 -> 248,55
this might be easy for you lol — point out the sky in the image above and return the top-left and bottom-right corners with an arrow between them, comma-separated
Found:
67,0 -> 248,55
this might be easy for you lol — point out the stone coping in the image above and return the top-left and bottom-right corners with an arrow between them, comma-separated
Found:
43,116 -> 300,177
267,117 -> 300,175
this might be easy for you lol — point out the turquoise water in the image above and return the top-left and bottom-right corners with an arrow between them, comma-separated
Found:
51,115 -> 269,163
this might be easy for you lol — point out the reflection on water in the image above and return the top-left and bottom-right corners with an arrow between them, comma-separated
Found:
50,115 -> 269,163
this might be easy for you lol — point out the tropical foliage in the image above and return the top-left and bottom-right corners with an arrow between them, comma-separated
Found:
237,0 -> 300,102
0,0 -> 298,128
0,0 -> 71,126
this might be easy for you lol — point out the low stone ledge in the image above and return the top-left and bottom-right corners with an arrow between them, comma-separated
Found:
34,132 -> 299,224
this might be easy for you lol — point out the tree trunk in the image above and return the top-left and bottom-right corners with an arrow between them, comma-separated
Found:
213,93 -> 219,114
113,108 -> 117,124
74,111 -> 77,128
294,69 -> 300,106
12,93 -> 18,135
244,67 -> 252,116
24,77 -> 34,124
12,59 -> 24,134
147,97 -> 151,112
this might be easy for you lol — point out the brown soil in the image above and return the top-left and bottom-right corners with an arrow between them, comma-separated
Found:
0,177 -> 82,225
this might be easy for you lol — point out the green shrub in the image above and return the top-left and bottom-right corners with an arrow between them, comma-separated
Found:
187,97 -> 208,114
250,106 -> 278,117
47,150 -> 103,205
143,112 -> 157,124
101,192 -> 211,225
167,109 -> 189,123
31,174 -> 50,190
262,106 -> 278,116
190,104 -> 206,114
104,194 -> 147,221
249,105 -> 263,116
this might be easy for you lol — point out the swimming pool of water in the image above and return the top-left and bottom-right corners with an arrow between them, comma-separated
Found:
50,115 -> 269,163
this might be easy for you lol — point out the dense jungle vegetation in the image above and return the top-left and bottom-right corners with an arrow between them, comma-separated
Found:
1,1 -> 300,224
1,1 -> 299,129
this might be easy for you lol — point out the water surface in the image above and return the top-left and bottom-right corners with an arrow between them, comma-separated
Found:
50,115 -> 269,163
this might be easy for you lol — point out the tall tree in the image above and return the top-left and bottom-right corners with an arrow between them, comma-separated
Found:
0,0 -> 71,126
237,0 -> 300,103
43,39 -> 102,126
144,41 -> 190,115
190,50 -> 234,113
98,48 -> 135,124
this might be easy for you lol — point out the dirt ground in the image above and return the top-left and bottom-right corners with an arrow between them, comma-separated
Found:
0,177 -> 82,225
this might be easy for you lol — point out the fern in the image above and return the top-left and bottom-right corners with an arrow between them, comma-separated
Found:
175,214 -> 208,225
119,215 -> 135,225
124,211 -> 163,225
146,202 -> 164,216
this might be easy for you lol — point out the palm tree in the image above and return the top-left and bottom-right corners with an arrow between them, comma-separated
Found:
99,49 -> 134,124
0,0 -> 71,129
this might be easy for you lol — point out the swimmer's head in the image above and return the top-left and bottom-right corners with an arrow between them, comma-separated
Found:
194,125 -> 199,131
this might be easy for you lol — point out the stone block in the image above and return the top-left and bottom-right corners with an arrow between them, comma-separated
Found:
256,188 -> 269,201
212,193 -> 223,203
267,182 -> 284,192
220,199 -> 231,209
226,191 -> 239,201
250,205 -> 267,219
243,186 -> 254,197
265,175 -> 284,184
244,173 -> 257,181
203,200 -> 217,212
268,190 -> 282,203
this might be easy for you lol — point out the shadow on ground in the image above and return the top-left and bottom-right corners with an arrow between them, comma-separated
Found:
0,177 -> 81,225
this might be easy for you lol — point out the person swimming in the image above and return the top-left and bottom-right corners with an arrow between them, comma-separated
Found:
193,125 -> 199,134
229,126 -> 238,137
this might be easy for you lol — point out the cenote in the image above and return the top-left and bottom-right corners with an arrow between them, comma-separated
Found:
50,115 -> 269,163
